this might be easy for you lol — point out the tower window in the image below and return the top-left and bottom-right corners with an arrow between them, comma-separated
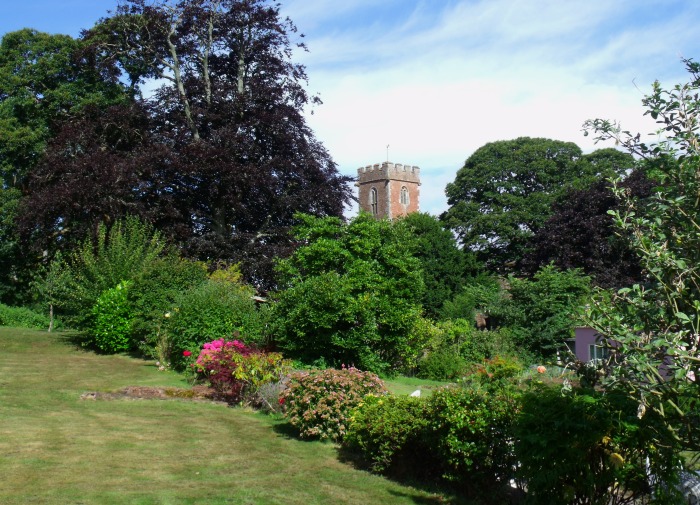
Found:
400,186 -> 409,205
370,187 -> 378,215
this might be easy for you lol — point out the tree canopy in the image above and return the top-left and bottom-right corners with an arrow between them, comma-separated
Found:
401,212 -> 481,319
272,213 -> 425,375
521,169 -> 654,289
441,138 -> 631,272
13,0 -> 351,290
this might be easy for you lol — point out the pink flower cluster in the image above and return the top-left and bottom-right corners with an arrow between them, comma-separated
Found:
196,338 -> 248,367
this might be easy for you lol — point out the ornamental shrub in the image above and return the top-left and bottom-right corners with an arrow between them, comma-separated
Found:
193,337 -> 291,405
513,383 -> 667,505
424,382 -> 521,491
416,345 -> 467,381
280,366 -> 387,441
344,395 -> 435,475
90,280 -> 132,353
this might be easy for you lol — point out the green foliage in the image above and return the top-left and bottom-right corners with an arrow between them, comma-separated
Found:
417,346 -> 467,381
461,328 -> 520,364
273,213 -> 425,375
425,383 -> 520,490
0,29 -> 128,188
466,355 -> 524,385
0,303 -> 53,329
280,367 -> 387,441
347,379 -> 521,497
443,137 -> 618,270
47,216 -> 166,330
127,256 -> 208,355
513,383 -> 680,505
439,275 -> 502,322
401,212 -> 480,318
0,188 -> 24,304
344,395 -> 432,474
582,58 -> 700,488
90,280 -> 132,353
164,279 -> 265,370
505,265 -> 591,357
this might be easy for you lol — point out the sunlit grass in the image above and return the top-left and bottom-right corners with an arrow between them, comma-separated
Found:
0,327 -> 463,504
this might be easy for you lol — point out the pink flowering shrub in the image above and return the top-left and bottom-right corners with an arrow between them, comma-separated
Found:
280,366 -> 387,441
194,337 -> 290,405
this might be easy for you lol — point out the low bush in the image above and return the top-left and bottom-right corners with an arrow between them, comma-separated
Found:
513,383 -> 678,504
416,346 -> 466,380
89,280 -> 132,353
345,376 -> 521,499
193,337 -> 291,406
465,355 -> 524,387
0,303 -> 53,329
280,366 -> 387,441
425,383 -> 520,490
345,395 -> 433,475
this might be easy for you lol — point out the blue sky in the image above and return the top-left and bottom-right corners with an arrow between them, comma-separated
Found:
3,0 -> 700,215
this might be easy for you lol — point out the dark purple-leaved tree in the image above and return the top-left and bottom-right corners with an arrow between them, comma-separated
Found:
521,170 -> 654,289
20,0 -> 351,289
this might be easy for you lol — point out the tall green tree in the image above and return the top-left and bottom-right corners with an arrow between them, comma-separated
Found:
273,213 -> 425,375
442,138 -> 627,272
0,29 -> 128,303
0,28 -> 127,190
401,212 -> 480,319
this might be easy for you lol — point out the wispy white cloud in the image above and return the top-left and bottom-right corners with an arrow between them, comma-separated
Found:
282,0 -> 700,216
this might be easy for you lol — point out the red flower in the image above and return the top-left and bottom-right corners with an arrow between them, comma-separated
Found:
278,397 -> 285,405
183,350 -> 192,357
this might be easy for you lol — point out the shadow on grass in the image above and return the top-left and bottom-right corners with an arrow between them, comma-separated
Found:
54,330 -> 91,350
336,444 -> 524,505
270,419 -> 304,440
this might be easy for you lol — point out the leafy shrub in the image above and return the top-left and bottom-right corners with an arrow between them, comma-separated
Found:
425,383 -> 520,489
465,355 -> 524,386
45,216 -> 166,330
460,327 -> 520,364
90,280 -> 132,353
280,366 -> 387,441
0,303 -> 54,329
128,256 -> 208,355
165,278 -> 266,369
513,383 -> 677,505
417,346 -> 466,380
273,213 -> 425,375
193,337 -> 290,405
345,395 -> 433,474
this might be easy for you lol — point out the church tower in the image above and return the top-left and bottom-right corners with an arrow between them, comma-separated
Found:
356,162 -> 421,219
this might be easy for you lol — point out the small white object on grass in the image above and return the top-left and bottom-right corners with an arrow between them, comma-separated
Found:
410,389 -> 421,397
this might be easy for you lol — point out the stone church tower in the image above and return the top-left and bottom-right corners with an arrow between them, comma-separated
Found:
356,162 -> 420,219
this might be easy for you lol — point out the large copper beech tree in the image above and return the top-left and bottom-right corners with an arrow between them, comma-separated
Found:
19,0 -> 351,289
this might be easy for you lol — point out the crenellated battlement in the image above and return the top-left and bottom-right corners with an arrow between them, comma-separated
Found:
357,162 -> 420,176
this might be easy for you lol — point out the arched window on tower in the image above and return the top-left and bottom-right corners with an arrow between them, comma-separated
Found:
370,187 -> 378,215
400,186 -> 409,205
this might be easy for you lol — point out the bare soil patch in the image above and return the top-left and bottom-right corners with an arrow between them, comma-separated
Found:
79,385 -> 229,404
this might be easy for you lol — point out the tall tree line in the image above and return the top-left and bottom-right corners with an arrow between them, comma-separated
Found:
0,0 -> 351,302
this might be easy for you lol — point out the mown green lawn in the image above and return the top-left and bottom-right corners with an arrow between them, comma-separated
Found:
0,327 -> 463,505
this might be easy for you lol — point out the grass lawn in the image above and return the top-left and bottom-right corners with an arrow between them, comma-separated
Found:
0,327 -> 465,505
